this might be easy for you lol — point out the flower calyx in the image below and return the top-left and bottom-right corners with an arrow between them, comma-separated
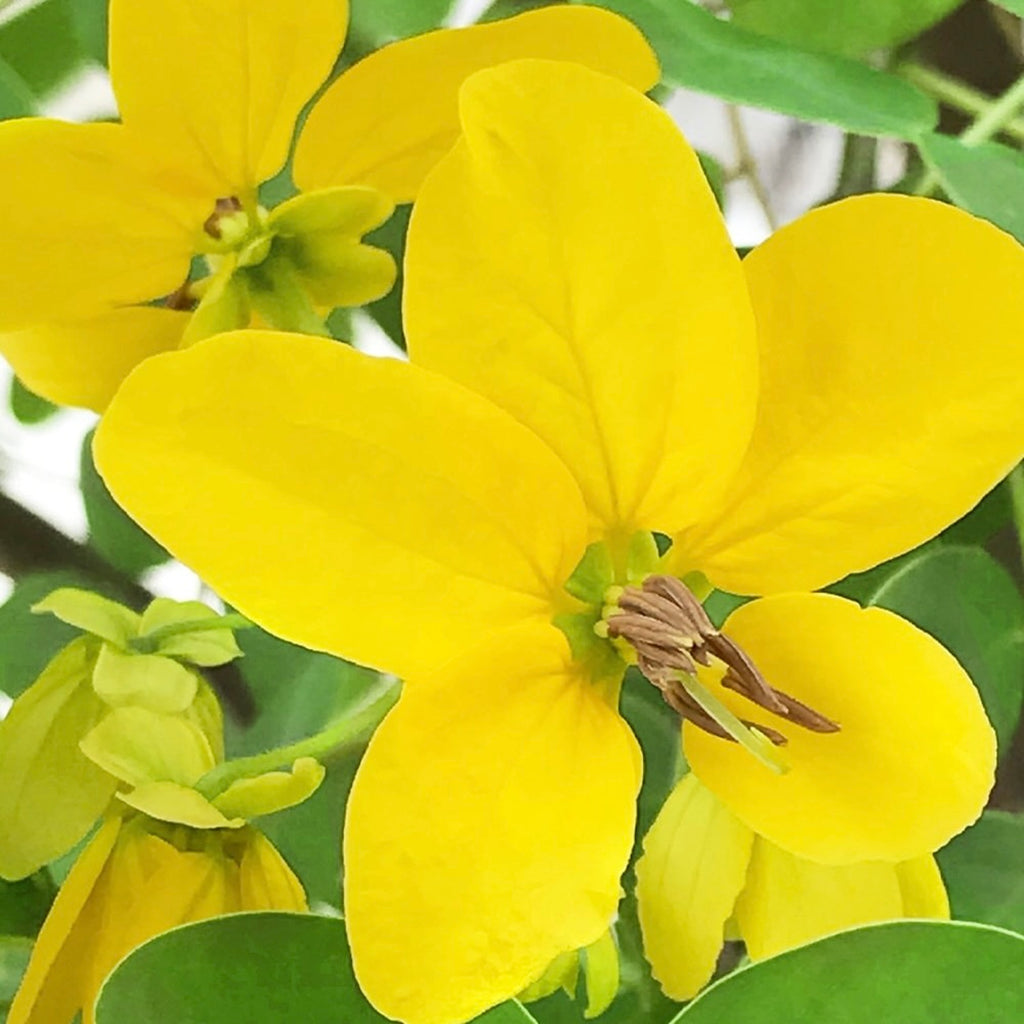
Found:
603,575 -> 839,768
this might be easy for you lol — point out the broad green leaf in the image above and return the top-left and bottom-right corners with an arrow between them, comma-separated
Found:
0,874 -> 52,937
938,810 -> 1024,933
0,572 -> 133,700
68,0 -> 108,65
8,376 -> 55,425
918,133 -> 1024,243
81,429 -> 168,577
0,0 -> 83,96
0,55 -> 33,118
729,1 -> 965,59
941,479 -> 1012,546
349,0 -> 453,45
0,637 -> 116,880
0,936 -> 32,1008
670,920 -> 1024,1022
865,545 -> 1024,754
588,0 -> 937,138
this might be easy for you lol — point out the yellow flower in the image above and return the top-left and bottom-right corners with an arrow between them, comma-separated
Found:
0,0 -> 657,412
6,812 -> 306,1024
634,773 -> 949,1001
93,61 -> 1023,1023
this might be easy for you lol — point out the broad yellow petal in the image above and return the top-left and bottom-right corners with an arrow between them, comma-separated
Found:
0,306 -> 189,411
897,855 -> 950,918
345,623 -> 639,1024
675,196 -> 1024,594
96,331 -> 588,680
734,838 -> 903,960
406,60 -> 756,538
0,120 -> 203,331
0,638 -> 115,881
635,775 -> 753,1001
685,593 -> 995,864
7,816 -> 121,1024
238,831 -> 308,911
109,0 -> 348,196
294,5 -> 659,200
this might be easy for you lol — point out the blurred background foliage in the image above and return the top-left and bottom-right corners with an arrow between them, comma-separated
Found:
1,0 -> 1023,1020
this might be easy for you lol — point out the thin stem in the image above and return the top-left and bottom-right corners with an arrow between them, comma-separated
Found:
900,64 -> 1024,144
1008,464 -> 1024,575
195,679 -> 400,799
726,105 -> 778,232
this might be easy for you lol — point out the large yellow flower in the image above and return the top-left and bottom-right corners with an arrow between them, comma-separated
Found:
0,0 -> 657,411
93,62 -> 1023,1023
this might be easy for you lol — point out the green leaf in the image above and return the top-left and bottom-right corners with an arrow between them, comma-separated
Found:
80,429 -> 169,577
364,203 -> 410,349
938,810 -> 1024,933
941,480 -> 1012,546
865,545 -> 1024,754
349,0 -> 453,45
729,0 -> 965,59
0,0 -> 84,96
588,0 -> 937,138
8,377 -> 56,425
991,0 -> 1024,16
475,1002 -> 541,1023
0,572 -> 133,700
670,920 -> 1024,1022
0,874 -> 53,937
917,133 -> 1024,243
0,54 -> 33,118
68,0 -> 108,65
0,936 -> 32,1008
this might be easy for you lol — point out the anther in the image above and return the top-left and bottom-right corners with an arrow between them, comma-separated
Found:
607,574 -> 839,747
203,196 -> 244,239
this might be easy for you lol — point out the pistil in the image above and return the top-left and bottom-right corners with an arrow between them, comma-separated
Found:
605,574 -> 839,756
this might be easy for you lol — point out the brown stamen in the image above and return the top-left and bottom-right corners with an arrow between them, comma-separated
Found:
203,196 -> 244,239
607,574 -> 840,744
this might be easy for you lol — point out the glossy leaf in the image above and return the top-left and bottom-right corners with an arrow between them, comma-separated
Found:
588,0 -> 937,137
866,545 -> 1024,754
938,811 -> 1024,934
729,0 -> 965,58
80,429 -> 168,577
918,133 -> 1024,244
68,0 -> 108,65
670,921 -> 1024,1022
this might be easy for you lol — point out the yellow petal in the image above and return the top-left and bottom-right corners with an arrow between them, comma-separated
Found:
0,119 -> 203,331
95,331 -> 588,680
6,816 -> 121,1024
635,775 -> 753,1001
213,757 -> 325,820
80,706 -> 215,788
734,837 -> 904,960
897,855 -> 950,918
344,623 -> 639,1024
675,196 -> 1024,594
109,0 -> 348,195
293,5 -> 660,200
0,306 -> 189,412
118,781 -> 244,830
685,593 -> 996,864
0,638 -> 115,881
405,60 -> 756,537
238,831 -> 308,911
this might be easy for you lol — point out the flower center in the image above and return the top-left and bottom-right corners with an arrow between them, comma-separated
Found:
603,574 -> 839,768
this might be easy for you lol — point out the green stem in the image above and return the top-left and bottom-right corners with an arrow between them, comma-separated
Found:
195,679 -> 400,799
915,71 -> 1024,197
1007,464 -> 1024,574
900,64 -> 1024,144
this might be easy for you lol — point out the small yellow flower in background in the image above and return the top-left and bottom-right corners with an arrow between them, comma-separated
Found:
0,0 -> 657,412
93,61 -> 1024,1023
0,589 -> 237,881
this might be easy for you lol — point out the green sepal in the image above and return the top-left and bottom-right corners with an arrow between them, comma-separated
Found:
31,588 -> 140,648
626,531 -> 661,584
582,928 -> 620,1019
182,264 -> 250,347
0,637 -> 116,880
519,948 -> 580,1004
80,705 -> 216,789
553,610 -> 625,683
212,757 -> 326,820
91,643 -> 199,714
137,599 -> 243,667
564,542 -> 616,604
